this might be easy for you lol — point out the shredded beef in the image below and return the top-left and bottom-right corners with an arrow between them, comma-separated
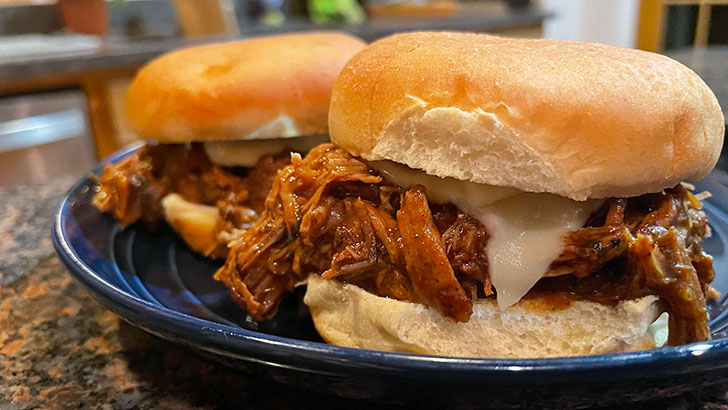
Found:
398,186 -> 473,322
242,154 -> 293,214
215,147 -> 417,319
437,206 -> 493,298
216,144 -> 715,345
93,143 -> 290,255
536,186 -> 715,344
214,145 -> 511,322
547,199 -> 631,278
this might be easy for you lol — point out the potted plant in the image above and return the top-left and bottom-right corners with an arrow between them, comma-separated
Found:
57,0 -> 110,35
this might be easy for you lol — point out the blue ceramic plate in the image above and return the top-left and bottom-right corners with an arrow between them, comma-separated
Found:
53,144 -> 728,409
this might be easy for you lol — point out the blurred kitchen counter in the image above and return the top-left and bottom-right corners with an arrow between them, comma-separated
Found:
0,6 -> 546,81
0,6 -> 545,158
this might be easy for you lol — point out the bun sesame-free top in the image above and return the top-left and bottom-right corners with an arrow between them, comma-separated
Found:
128,32 -> 366,143
330,32 -> 724,200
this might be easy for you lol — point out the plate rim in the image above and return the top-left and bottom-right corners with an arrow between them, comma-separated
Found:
52,143 -> 728,384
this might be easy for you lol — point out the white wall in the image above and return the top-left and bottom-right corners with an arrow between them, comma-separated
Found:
542,0 -> 641,48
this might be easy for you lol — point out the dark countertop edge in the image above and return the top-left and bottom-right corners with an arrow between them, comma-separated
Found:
0,9 -> 546,81
666,46 -> 728,121
665,45 -> 728,71
666,45 -> 728,56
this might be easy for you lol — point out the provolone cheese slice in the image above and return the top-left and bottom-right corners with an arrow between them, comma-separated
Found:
369,160 -> 600,309
370,160 -> 519,208
204,134 -> 329,167
245,115 -> 299,140
481,193 -> 598,309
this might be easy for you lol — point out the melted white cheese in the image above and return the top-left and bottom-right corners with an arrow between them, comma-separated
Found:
648,312 -> 669,348
247,115 -> 299,139
204,134 -> 329,167
481,193 -> 598,309
371,160 -> 519,208
369,160 -> 600,309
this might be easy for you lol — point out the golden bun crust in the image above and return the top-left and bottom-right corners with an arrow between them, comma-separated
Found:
304,276 -> 662,358
329,32 -> 724,200
127,32 -> 366,143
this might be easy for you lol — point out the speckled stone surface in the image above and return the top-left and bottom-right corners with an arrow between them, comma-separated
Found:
2,178 -> 728,410
0,178 -> 403,410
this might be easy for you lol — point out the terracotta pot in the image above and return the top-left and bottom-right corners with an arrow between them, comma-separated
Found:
57,0 -> 110,35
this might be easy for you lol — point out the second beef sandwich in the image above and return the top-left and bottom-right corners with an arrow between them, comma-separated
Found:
93,32 -> 366,258
216,32 -> 724,357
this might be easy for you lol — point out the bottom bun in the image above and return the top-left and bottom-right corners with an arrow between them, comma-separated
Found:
304,276 -> 663,358
161,194 -> 227,258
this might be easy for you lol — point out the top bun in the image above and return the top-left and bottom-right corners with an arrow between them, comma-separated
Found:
329,32 -> 724,200
127,32 -> 366,143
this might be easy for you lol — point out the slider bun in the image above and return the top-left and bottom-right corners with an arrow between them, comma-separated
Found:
329,32 -> 725,200
127,32 -> 366,143
161,194 -> 227,259
304,276 -> 662,358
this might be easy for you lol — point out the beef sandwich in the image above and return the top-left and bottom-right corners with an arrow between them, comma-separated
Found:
93,32 -> 366,258
215,32 -> 725,357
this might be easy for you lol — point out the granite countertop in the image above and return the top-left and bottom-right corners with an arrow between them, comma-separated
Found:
0,177 -> 399,410
0,7 -> 545,81
2,179 -> 728,409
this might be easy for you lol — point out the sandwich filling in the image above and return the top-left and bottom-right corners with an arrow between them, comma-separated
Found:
369,160 -> 604,310
216,144 -> 717,346
203,134 -> 330,167
93,142 -> 291,258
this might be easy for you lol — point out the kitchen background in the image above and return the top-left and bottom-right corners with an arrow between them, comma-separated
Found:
0,0 -> 726,187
